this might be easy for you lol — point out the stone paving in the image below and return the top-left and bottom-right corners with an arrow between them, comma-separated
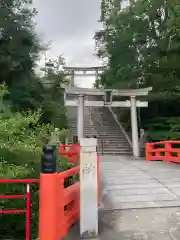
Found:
100,155 -> 180,210
67,207 -> 180,239
99,207 -> 180,239
67,156 -> 180,239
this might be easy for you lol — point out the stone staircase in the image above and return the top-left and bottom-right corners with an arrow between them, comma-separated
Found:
91,107 -> 132,155
66,105 -> 132,155
66,106 -> 96,144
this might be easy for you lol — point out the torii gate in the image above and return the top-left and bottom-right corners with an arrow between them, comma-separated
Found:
63,66 -> 106,86
65,86 -> 152,158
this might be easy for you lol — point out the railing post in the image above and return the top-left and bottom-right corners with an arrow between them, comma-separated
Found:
57,176 -> 65,239
97,156 -> 100,207
79,137 -> 98,238
25,184 -> 31,240
73,135 -> 79,144
39,144 -> 58,240
145,143 -> 150,160
165,141 -> 171,161
145,143 -> 150,161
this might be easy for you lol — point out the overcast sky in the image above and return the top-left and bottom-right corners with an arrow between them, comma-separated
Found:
33,0 -> 103,87
34,0 -> 103,64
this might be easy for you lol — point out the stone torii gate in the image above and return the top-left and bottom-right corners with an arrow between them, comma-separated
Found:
65,86 -> 152,158
63,66 -> 106,86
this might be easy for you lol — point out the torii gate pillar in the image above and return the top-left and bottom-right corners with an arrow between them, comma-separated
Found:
77,95 -> 84,138
130,96 -> 139,157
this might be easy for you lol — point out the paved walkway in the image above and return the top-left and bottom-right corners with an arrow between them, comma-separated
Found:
100,155 -> 180,210
67,156 -> 180,239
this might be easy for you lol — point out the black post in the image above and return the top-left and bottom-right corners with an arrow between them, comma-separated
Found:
41,144 -> 57,173
92,135 -> 98,154
73,135 -> 79,144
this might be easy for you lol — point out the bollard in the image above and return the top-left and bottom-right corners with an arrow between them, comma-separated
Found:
41,144 -> 57,174
80,137 -> 98,238
73,135 -> 79,144
39,144 -> 58,240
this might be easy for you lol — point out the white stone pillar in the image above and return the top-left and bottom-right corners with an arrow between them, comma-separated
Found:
71,70 -> 74,86
77,95 -> 84,139
95,70 -> 99,88
79,137 -> 98,238
130,96 -> 140,157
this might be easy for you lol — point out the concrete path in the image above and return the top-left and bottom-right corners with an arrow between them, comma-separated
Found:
98,207 -> 180,239
67,207 -> 180,239
100,155 -> 180,210
67,156 -> 180,239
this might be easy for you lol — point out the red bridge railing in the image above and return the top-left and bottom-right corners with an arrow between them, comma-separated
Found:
59,143 -> 80,163
0,179 -> 39,240
0,142 -> 100,240
38,166 -> 80,240
146,140 -> 180,163
38,143 -> 100,240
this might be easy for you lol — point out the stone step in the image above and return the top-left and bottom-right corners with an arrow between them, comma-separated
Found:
99,149 -> 132,153
99,152 -> 132,156
68,137 -> 129,143
98,136 -> 126,139
100,148 -> 132,152
98,148 -> 131,152
98,143 -> 130,146
99,139 -> 130,142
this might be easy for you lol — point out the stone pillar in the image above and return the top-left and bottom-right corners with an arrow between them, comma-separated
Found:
71,70 -> 75,86
95,70 -> 99,88
79,137 -> 98,238
77,95 -> 84,139
130,96 -> 140,158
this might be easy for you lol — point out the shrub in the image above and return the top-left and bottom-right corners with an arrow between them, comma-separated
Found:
0,106 -> 69,239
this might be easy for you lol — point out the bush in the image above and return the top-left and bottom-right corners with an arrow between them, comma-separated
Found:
0,103 -> 69,239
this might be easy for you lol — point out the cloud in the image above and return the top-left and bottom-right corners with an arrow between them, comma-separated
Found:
33,0 -> 103,68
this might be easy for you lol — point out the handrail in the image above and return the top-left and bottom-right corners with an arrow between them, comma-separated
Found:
89,106 -> 104,155
38,167 -> 80,240
108,106 -> 133,148
40,142 -> 100,240
0,179 -> 39,240
146,140 -> 180,163
0,179 -> 39,183
59,143 -> 80,163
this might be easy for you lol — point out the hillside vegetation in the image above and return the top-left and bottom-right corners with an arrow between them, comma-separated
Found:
95,0 -> 180,141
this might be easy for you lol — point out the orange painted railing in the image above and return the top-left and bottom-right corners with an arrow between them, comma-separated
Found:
59,144 -> 80,163
0,179 -> 39,240
146,140 -> 180,163
0,144 -> 100,240
97,155 -> 100,207
38,166 -> 80,240
39,143 -> 100,240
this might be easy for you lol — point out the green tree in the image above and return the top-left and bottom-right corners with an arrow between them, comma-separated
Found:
0,84 -> 69,238
96,0 -> 180,140
39,55 -> 69,129
0,0 -> 41,86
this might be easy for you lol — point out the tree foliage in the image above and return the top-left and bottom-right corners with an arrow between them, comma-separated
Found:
0,0 -> 41,86
0,1 -> 70,238
96,0 -> 180,140
0,0 -> 69,129
0,85 -> 69,238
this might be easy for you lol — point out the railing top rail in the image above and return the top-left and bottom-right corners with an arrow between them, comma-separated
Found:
58,166 -> 80,179
59,144 -> 73,147
148,140 -> 180,146
0,179 -> 39,183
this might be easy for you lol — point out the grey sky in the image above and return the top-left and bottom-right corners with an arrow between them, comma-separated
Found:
34,0 -> 102,67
